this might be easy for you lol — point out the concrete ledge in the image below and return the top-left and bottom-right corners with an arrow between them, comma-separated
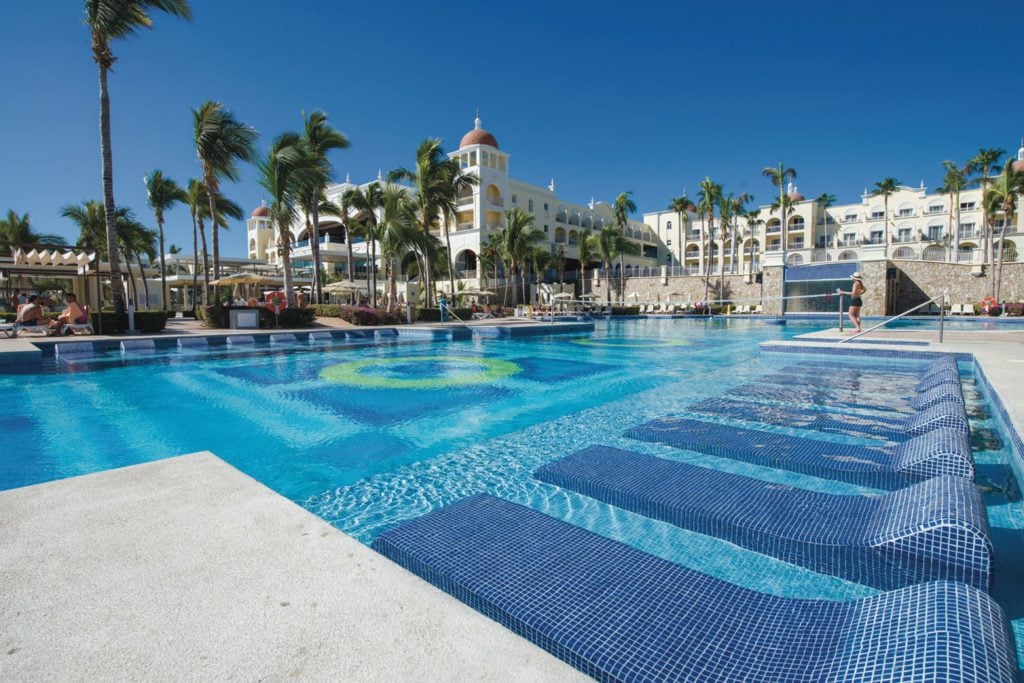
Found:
0,453 -> 579,680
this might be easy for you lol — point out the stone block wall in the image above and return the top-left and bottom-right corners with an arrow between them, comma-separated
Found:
893,261 -> 1024,312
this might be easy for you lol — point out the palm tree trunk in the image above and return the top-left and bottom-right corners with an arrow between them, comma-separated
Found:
345,219 -> 354,282
123,256 -> 135,305
197,216 -> 210,307
156,216 -> 166,311
444,221 -> 456,302
138,253 -> 150,307
370,226 -> 378,308
310,200 -> 322,304
604,260 -> 612,306
202,178 -> 221,305
98,64 -> 127,315
953,190 -> 961,257
191,213 -> 199,313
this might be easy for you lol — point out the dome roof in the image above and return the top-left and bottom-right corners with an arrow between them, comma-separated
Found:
1013,159 -> 1024,173
459,112 -> 498,149
786,182 -> 805,202
251,202 -> 269,218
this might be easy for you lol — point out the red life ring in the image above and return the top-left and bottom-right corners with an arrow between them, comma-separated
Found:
981,296 -> 997,312
265,291 -> 288,311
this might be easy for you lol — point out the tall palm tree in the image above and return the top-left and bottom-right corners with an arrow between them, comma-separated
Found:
576,229 -> 594,297
871,177 -> 901,245
63,199 -> 145,305
120,218 -> 157,307
814,193 -> 837,249
349,182 -> 386,308
553,243 -> 566,286
501,208 -> 543,305
667,194 -> 693,270
936,160 -> 969,258
185,178 -> 208,306
144,169 -> 187,310
984,160 -> 1023,301
301,110 -> 349,304
86,0 -> 192,314
697,177 -> 722,306
192,100 -> 258,304
480,235 -> 504,300
612,191 -> 637,296
257,132 -> 313,307
967,148 -> 1006,276
529,247 -> 552,305
743,209 -> 764,279
0,210 -> 65,254
761,163 -> 797,260
595,224 -> 640,306
389,138 -> 472,307
376,184 -> 416,309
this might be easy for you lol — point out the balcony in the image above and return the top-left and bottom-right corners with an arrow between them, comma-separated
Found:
456,222 -> 476,232
788,240 -> 805,250
926,207 -> 945,215
788,223 -> 806,233
870,213 -> 885,221
766,226 -> 781,234
893,236 -> 915,244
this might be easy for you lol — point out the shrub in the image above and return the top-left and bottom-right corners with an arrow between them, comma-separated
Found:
986,306 -> 1003,317
86,310 -> 168,334
377,308 -> 406,325
1003,303 -> 1024,317
310,304 -> 342,318
416,307 -> 473,322
1,312 -> 15,322
179,309 -> 196,318
277,307 -> 316,327
340,305 -> 379,326
610,306 -> 640,316
198,304 -> 229,328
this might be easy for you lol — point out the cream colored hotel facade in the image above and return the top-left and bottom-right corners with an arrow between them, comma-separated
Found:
248,116 -> 1024,289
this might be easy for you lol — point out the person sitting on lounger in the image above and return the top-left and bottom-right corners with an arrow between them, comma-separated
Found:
51,293 -> 87,335
16,295 -> 48,329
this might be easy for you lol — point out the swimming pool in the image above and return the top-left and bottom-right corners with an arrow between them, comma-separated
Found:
2,318 -> 1022,669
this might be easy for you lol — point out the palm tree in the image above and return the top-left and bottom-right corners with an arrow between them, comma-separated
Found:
743,209 -> 764,279
86,0 -> 192,314
389,138 -> 474,306
667,194 -> 693,270
480,235 -> 504,300
501,208 -> 543,305
611,191 -> 637,296
376,184 -> 416,309
967,148 -> 1006,278
0,210 -> 65,254
576,229 -> 594,297
301,110 -> 349,303
761,163 -> 797,260
349,182 -> 385,308
871,177 -> 901,245
192,100 -> 258,304
63,200 -> 147,306
257,132 -> 312,307
553,243 -> 566,286
984,160 -> 1023,302
697,177 -> 722,306
814,193 -> 837,249
529,247 -> 553,305
936,160 -> 970,258
120,218 -> 157,307
595,224 -> 640,306
185,178 -> 208,306
144,170 -> 187,310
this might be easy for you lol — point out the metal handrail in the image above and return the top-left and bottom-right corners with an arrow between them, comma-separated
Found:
838,290 -> 948,344
438,301 -> 479,335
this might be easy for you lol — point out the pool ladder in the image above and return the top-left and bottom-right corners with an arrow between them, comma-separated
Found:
838,290 -> 949,344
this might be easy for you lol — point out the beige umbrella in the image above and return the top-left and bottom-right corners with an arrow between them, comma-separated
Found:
322,280 -> 364,293
209,272 -> 282,286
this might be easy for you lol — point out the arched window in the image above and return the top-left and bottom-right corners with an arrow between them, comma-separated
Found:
892,246 -> 916,259
554,227 -> 566,244
787,253 -> 804,265
528,199 -> 534,212
838,250 -> 857,261
485,185 -> 503,206
922,245 -> 945,261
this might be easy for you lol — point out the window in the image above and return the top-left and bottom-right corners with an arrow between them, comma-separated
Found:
844,213 -> 858,222
667,239 -> 672,246
927,204 -> 943,214
870,230 -> 884,244
511,194 -> 517,205
928,226 -> 943,241
897,228 -> 912,242
666,221 -> 672,231
870,211 -> 885,220
898,208 -> 913,217
543,224 -> 549,233
960,201 -> 976,211
528,199 -> 534,212
543,203 -> 549,212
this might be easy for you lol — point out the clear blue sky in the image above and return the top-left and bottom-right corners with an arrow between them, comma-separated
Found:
2,0 -> 1022,256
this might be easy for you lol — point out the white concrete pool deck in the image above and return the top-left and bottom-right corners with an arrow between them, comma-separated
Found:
2,324 -> 1022,679
0,452 -> 581,680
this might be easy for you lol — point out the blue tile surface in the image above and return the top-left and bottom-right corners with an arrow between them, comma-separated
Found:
372,494 -> 1016,682
731,381 -> 963,414
535,445 -> 992,591
688,397 -> 969,440
626,417 -> 974,489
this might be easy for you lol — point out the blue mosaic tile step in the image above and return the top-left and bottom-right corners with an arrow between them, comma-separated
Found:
689,397 -> 969,441
731,381 -> 963,414
626,418 -> 974,489
371,494 -> 1016,682
535,445 -> 992,591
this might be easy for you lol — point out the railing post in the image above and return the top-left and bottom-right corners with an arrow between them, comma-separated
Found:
939,290 -> 947,344
838,293 -> 844,332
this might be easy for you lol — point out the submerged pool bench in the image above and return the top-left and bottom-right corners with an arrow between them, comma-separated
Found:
535,445 -> 992,591
372,494 -> 1016,682
626,417 -> 973,490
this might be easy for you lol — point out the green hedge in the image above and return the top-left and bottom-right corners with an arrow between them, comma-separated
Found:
309,304 -> 342,318
610,306 -> 640,316
199,304 -> 316,329
89,311 -> 169,334
416,307 -> 473,322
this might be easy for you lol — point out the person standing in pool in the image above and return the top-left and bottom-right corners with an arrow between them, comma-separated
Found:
838,271 -> 866,333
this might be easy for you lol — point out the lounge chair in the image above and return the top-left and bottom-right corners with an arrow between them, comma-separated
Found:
62,307 -> 94,335
948,304 -> 963,316
960,303 -> 975,316
752,304 -> 763,314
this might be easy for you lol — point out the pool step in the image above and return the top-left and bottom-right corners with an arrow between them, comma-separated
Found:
626,417 -> 973,489
688,397 -> 969,440
731,380 -> 963,414
535,445 -> 991,591
372,494 -> 1015,683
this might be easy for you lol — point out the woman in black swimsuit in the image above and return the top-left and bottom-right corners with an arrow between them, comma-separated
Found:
839,271 -> 866,333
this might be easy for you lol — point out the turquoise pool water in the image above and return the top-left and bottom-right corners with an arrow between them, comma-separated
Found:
2,318 -> 1022,665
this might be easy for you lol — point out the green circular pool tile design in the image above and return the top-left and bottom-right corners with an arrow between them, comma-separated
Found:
568,338 -> 691,348
320,355 -> 521,389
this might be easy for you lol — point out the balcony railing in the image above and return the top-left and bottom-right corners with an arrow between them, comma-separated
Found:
788,223 -> 806,232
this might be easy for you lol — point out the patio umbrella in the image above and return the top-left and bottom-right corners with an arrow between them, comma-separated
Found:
552,292 -> 573,299
322,280 -> 363,293
209,272 -> 282,286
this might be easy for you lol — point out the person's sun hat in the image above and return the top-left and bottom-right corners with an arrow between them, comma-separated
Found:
850,271 -> 863,281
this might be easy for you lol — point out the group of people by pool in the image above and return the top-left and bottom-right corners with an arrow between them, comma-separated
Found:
8,289 -> 89,335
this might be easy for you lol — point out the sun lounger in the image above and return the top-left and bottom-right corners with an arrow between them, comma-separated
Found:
535,445 -> 992,591
626,417 -> 973,489
372,494 -> 1015,683
752,304 -> 763,314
